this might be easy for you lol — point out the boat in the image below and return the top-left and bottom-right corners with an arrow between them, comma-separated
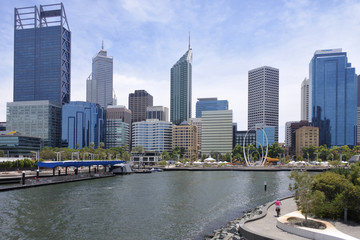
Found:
133,169 -> 152,174
150,168 -> 163,172
112,163 -> 133,175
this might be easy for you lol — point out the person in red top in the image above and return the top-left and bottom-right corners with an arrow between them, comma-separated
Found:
275,199 -> 282,217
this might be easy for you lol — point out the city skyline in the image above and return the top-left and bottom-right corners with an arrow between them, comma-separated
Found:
1,0 -> 360,142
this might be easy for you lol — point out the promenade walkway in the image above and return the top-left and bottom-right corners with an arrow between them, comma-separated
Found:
243,198 -> 360,240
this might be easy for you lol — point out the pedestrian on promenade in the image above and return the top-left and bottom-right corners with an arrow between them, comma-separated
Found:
275,199 -> 281,217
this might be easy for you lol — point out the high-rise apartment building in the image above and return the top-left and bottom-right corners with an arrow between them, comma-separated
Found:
86,45 -> 114,108
248,66 -> 279,142
201,110 -> 233,155
132,119 -> 172,153
234,130 -> 256,147
285,121 -> 297,148
146,106 -> 169,122
310,49 -> 357,147
62,101 -> 105,149
196,98 -> 228,118
14,3 -> 71,105
172,123 -> 197,160
255,124 -> 275,148
170,45 -> 192,125
301,78 -> 310,121
7,101 -> 62,147
288,121 -> 311,155
129,90 -> 153,123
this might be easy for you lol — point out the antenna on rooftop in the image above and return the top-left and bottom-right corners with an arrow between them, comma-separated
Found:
102,40 -> 104,50
188,32 -> 191,50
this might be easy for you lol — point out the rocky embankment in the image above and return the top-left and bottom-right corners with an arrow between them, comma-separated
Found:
204,205 -> 266,240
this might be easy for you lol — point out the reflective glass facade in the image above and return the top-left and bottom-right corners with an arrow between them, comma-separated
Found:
310,49 -> 357,147
170,48 -> 192,125
0,135 -> 41,157
62,101 -> 105,149
256,126 -> 275,148
196,98 -> 228,118
105,119 -> 130,148
235,130 -> 256,147
14,4 -> 71,105
7,101 -> 62,147
132,119 -> 172,153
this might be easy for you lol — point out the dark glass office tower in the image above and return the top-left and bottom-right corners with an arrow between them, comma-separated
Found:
310,49 -> 357,147
14,3 -> 71,105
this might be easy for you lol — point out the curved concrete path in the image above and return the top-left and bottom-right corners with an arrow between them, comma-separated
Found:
243,198 -> 360,240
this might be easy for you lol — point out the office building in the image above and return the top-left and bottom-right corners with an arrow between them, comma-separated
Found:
86,44 -> 114,108
147,106 -> 169,122
170,44 -> 192,125
196,98 -> 228,118
285,121 -> 297,148
106,105 -> 131,125
288,121 -> 311,155
248,66 -> 279,142
0,122 -> 6,131
189,118 -> 202,154
129,90 -> 153,123
172,123 -> 197,160
0,134 -> 41,157
255,124 -> 275,148
105,119 -> 130,149
235,130 -> 256,147
132,119 -> 172,153
301,78 -> 310,121
7,101 -> 62,147
62,101 -> 105,149
14,3 -> 70,105
357,75 -> 360,145
296,126 -> 319,156
106,105 -> 131,149
310,49 -> 357,147
201,110 -> 233,155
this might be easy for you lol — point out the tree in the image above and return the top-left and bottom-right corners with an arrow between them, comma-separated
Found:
76,143 -> 79,149
99,142 -> 105,149
224,152 -> 231,162
289,171 -> 316,223
40,147 -> 56,160
0,150 -> 4,157
132,146 -> 144,153
302,145 -> 316,161
268,142 -> 284,158
90,142 -> 95,149
161,151 -> 170,161
123,152 -> 130,162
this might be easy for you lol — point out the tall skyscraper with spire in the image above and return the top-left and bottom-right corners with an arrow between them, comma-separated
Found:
86,42 -> 114,108
170,37 -> 192,125
301,78 -> 310,121
14,3 -> 71,105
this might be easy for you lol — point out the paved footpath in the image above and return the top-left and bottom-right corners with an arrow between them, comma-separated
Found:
244,198 -> 360,240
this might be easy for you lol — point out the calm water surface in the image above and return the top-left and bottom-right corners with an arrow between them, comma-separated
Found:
0,171 -> 293,240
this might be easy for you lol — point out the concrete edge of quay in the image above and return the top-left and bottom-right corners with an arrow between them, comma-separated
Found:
163,167 -> 328,172
238,195 -> 294,240
0,174 -> 115,192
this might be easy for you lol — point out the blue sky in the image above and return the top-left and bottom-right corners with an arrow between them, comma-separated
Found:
1,0 -> 360,142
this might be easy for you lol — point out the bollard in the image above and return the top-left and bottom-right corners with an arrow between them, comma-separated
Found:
58,169 -> 61,176
264,177 -> 267,191
53,168 -> 55,176
22,171 -> 25,185
36,169 -> 39,179
65,167 -> 68,175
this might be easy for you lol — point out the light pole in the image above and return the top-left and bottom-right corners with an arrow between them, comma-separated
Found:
109,154 -> 112,160
116,154 -> 120,160
55,151 -> 64,161
72,152 -> 79,161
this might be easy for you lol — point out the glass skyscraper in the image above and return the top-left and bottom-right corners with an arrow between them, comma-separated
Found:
14,3 -> 71,105
196,98 -> 228,118
170,45 -> 192,125
7,101 -> 62,147
310,49 -> 357,147
86,45 -> 114,108
62,101 -> 105,149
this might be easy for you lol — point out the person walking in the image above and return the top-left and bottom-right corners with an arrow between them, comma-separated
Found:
275,199 -> 282,217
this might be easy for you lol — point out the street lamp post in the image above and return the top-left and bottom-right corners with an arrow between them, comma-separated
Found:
72,152 -> 79,161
